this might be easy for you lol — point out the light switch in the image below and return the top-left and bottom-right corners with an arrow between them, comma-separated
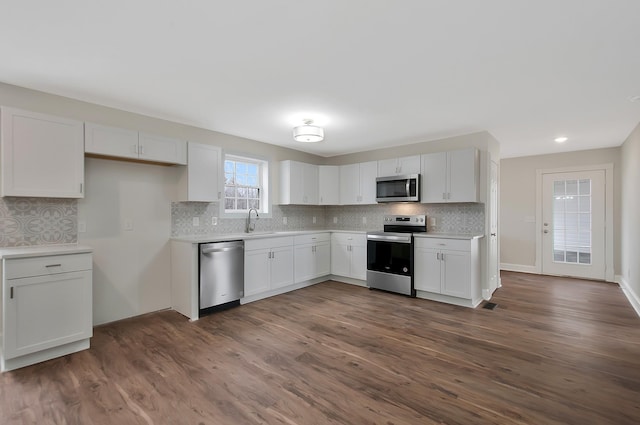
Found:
211,217 -> 218,226
333,217 -> 338,224
312,216 -> 317,224
362,217 -> 367,224
283,217 -> 288,225
430,217 -> 436,227
78,221 -> 86,233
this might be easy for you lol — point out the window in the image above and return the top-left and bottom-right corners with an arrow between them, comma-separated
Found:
552,178 -> 592,265
223,154 -> 269,215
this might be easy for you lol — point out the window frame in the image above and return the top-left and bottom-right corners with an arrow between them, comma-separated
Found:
220,152 -> 271,218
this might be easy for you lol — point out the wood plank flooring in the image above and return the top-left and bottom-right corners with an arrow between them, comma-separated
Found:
2,272 -> 640,424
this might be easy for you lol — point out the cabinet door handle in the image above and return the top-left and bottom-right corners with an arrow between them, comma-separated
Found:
436,253 -> 440,260
46,264 -> 62,268
10,287 -> 14,299
132,144 -> 138,154
80,183 -> 83,193
441,253 -> 445,261
139,144 -> 145,155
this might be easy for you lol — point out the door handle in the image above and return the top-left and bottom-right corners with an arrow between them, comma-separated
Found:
543,230 -> 549,234
491,233 -> 496,237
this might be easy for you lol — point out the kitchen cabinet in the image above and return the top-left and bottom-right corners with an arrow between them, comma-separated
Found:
421,148 -> 479,203
244,236 -> 294,296
331,233 -> 366,281
414,237 -> 481,306
85,122 -> 187,165
280,160 -> 319,204
339,161 -> 377,205
294,233 -> 331,283
377,155 -> 421,176
0,107 -> 84,198
176,142 -> 221,202
1,249 -> 93,372
318,165 -> 340,205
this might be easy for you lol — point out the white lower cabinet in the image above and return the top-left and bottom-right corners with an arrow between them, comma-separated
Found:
331,233 -> 366,281
1,251 -> 93,372
294,233 -> 331,283
414,237 -> 481,307
244,237 -> 294,297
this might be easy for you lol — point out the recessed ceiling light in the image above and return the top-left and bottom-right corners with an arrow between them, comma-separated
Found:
554,137 -> 568,143
628,95 -> 640,103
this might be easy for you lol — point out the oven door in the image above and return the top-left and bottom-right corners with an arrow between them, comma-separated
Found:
366,233 -> 413,276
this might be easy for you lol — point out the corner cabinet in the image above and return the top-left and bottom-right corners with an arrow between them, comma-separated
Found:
1,249 -> 93,372
294,233 -> 331,283
421,148 -> 479,203
414,237 -> 481,307
0,107 -> 84,198
85,122 -> 187,165
176,142 -> 221,202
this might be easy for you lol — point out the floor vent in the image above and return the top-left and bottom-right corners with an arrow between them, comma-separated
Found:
482,302 -> 498,310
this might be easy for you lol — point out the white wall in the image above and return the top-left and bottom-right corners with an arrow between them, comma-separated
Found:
619,122 -> 640,311
500,147 -> 621,274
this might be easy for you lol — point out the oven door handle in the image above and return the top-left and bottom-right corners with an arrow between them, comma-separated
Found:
367,234 -> 412,243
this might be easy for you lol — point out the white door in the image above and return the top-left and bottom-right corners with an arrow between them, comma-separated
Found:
420,152 -> 448,203
339,164 -> 360,205
331,241 -> 351,276
488,160 -> 499,293
318,165 -> 340,205
294,245 -> 314,283
414,248 -> 441,293
441,250 -> 471,298
270,246 -> 294,289
315,242 -> 331,277
448,149 -> 479,202
358,161 -> 378,204
350,244 -> 368,280
244,250 -> 270,295
542,170 -> 606,280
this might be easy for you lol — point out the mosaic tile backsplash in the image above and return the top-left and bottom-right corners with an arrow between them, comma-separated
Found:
0,197 -> 78,247
172,202 -> 484,237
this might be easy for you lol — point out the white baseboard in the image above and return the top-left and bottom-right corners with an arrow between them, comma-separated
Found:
616,275 -> 640,318
329,275 -> 367,287
500,263 -> 538,274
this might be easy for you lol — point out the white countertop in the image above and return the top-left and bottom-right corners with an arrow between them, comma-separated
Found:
413,233 -> 485,240
0,244 -> 93,259
171,229 -> 368,244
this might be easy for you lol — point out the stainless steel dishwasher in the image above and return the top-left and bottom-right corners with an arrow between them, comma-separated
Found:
199,240 -> 244,315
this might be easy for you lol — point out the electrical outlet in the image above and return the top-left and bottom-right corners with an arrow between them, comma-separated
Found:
430,217 -> 436,227
283,216 -> 288,225
211,217 -> 218,226
78,221 -> 86,233
333,217 -> 338,224
123,218 -> 134,231
192,217 -> 200,226
362,217 -> 367,224
312,216 -> 316,224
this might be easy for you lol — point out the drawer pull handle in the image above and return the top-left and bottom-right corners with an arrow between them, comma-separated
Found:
45,264 -> 62,268
10,287 -> 14,299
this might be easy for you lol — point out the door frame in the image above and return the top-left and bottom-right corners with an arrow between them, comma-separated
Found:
535,163 -> 614,282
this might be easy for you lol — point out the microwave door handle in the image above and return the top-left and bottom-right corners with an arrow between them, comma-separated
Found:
406,179 -> 410,195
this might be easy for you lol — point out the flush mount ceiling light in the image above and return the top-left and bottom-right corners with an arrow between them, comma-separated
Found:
554,136 -> 568,143
293,119 -> 324,143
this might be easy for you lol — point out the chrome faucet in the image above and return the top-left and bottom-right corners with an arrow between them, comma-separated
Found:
246,208 -> 259,232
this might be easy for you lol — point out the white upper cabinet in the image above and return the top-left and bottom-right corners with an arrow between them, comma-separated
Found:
339,161 -> 377,205
318,165 -> 340,205
421,148 -> 479,203
176,142 -> 221,202
85,122 -> 187,165
377,155 -> 421,176
1,107 -> 84,198
280,160 -> 319,205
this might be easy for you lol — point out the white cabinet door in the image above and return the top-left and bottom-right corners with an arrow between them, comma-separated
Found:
398,155 -> 421,175
359,161 -> 378,204
448,148 -> 479,202
280,161 -> 319,205
315,242 -> 331,277
244,249 -> 271,296
270,246 -> 294,289
177,143 -> 221,202
138,133 -> 187,165
339,163 -> 360,205
350,244 -> 367,280
85,122 -> 139,159
377,158 -> 399,176
331,241 -> 351,276
1,107 -> 84,198
303,162 -> 319,204
318,165 -> 340,205
414,248 -> 442,292
441,250 -> 471,298
4,270 -> 92,359
421,151 -> 448,203
294,244 -> 315,283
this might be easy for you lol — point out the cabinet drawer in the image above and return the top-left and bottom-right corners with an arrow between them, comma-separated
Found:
294,232 -> 330,245
245,236 -> 294,252
5,253 -> 92,280
331,233 -> 366,246
415,238 -> 471,251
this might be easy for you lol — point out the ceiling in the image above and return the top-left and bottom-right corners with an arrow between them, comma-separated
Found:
1,1 -> 639,159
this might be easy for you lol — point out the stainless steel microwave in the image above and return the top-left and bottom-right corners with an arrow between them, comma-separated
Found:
376,174 -> 420,202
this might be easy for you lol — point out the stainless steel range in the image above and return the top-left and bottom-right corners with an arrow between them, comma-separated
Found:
366,214 -> 426,296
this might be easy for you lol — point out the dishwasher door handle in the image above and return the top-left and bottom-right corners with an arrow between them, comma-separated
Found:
201,246 -> 244,254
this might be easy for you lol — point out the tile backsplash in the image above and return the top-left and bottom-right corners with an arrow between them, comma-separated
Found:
0,197 -> 77,247
172,202 -> 484,237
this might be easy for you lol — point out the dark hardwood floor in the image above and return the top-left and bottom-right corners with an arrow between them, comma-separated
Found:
2,272 -> 640,424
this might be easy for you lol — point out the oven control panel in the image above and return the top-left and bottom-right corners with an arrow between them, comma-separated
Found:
383,215 -> 426,224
